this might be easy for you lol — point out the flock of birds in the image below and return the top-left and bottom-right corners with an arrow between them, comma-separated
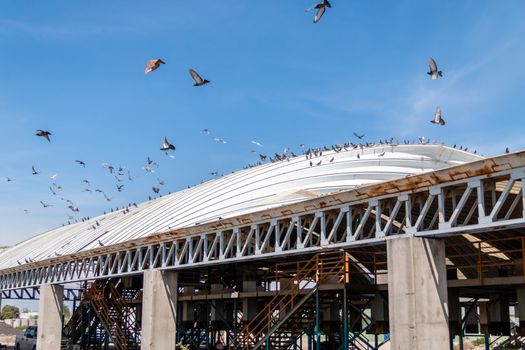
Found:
2,1 -> 513,234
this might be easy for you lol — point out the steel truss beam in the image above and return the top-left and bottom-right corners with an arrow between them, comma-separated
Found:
1,158 -> 525,291
0,287 -> 80,301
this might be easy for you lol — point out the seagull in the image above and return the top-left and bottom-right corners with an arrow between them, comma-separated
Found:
431,106 -> 446,125
427,57 -> 443,80
353,132 -> 365,140
36,130 -> 52,142
75,160 -> 86,167
213,138 -> 227,144
307,0 -> 332,23
31,166 -> 39,175
160,137 -> 176,151
251,141 -> 263,148
145,59 -> 165,74
40,201 -> 53,208
152,187 -> 160,194
189,69 -> 210,86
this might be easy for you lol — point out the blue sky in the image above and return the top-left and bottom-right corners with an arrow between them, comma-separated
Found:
0,0 -> 524,247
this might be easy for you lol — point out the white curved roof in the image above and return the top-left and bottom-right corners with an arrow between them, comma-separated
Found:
0,144 -> 482,269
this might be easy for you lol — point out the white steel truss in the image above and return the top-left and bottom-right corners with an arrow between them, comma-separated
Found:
1,155 -> 525,291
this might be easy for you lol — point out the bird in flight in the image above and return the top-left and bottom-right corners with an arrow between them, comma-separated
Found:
145,59 -> 165,74
157,177 -> 165,186
116,184 -> 124,192
81,179 -> 90,186
75,160 -> 86,167
40,201 -> 53,208
6,177 -> 14,182
213,138 -> 227,144
202,128 -> 211,135
36,130 -> 52,142
189,69 -> 210,86
49,173 -> 58,180
251,141 -> 263,148
427,57 -> 443,80
32,166 -> 39,175
160,137 -> 176,151
431,107 -> 446,125
128,170 -> 134,181
353,132 -> 365,140
306,0 -> 332,23
152,187 -> 160,194
210,171 -> 218,176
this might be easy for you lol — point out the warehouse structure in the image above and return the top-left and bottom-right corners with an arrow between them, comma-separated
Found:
1,144 -> 525,350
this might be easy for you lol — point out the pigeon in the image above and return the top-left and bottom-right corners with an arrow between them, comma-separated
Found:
31,166 -> 39,175
378,152 -> 386,157
145,59 -> 165,74
75,160 -> 86,167
98,240 -> 104,247
157,177 -> 165,186
116,184 -> 124,192
40,201 -> 53,208
202,128 -> 211,135
431,107 -> 445,125
307,0 -> 332,23
49,173 -> 58,180
103,193 -> 111,202
189,69 -> 210,86
213,138 -> 227,144
210,171 -> 218,176
353,132 -> 365,140
152,187 -> 160,194
506,147 -> 510,154
6,177 -> 13,182
50,187 -> 57,195
68,205 -> 79,213
128,170 -> 134,181
427,57 -> 443,80
36,130 -> 51,142
160,137 -> 176,151
81,179 -> 90,186
329,157 -> 334,163
24,209 -> 29,214
259,154 -> 267,161
251,141 -> 263,148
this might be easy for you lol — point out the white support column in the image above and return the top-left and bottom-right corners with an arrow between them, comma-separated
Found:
142,269 -> 178,350
387,236 -> 449,350
37,283 -> 63,350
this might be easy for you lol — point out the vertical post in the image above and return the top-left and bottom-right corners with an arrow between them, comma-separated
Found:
308,325 -> 313,350
37,283 -> 64,350
233,299 -> 238,340
142,269 -> 178,350
316,288 -> 321,350
342,255 -> 349,350
484,333 -> 490,350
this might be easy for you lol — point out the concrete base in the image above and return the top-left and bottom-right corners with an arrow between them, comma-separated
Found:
141,269 -> 178,350
36,284 -> 64,350
387,236 -> 449,350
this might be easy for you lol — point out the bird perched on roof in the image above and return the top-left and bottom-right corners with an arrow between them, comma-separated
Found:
431,107 -> 446,125
144,59 -> 165,74
32,166 -> 39,175
427,57 -> 443,80
75,160 -> 86,167
307,0 -> 332,23
160,137 -> 176,151
36,130 -> 51,142
189,69 -> 210,86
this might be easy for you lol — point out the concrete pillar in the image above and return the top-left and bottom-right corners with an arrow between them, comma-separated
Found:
448,288 -> 461,336
141,269 -> 178,350
37,283 -> 64,350
488,295 -> 510,335
387,236 -> 449,350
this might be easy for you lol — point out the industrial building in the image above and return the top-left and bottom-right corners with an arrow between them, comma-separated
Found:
1,144 -> 524,350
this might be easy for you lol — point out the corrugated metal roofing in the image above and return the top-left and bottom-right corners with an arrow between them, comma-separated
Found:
0,144 -> 482,269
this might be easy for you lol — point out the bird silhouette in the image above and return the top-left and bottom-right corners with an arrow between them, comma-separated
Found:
189,69 -> 210,86
353,132 -> 365,140
251,141 -> 263,148
31,166 -> 39,175
160,137 -> 176,151
307,0 -> 332,23
427,57 -> 443,80
431,107 -> 446,125
145,59 -> 165,74
40,201 -> 53,208
36,129 -> 51,142
75,160 -> 86,167
152,187 -> 160,194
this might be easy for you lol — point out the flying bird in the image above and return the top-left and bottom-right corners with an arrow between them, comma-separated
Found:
251,141 -> 263,148
116,184 -> 124,192
431,107 -> 446,125
128,170 -> 134,181
49,173 -> 58,180
210,171 -> 218,176
24,209 -> 29,214
353,132 -> 365,140
213,138 -> 227,144
31,166 -> 39,175
189,69 -> 210,86
152,187 -> 160,194
427,57 -> 443,80
81,179 -> 90,186
36,130 -> 52,142
49,187 -> 57,196
98,240 -> 104,247
40,201 -> 53,208
202,128 -> 211,135
75,160 -> 86,167
157,177 -> 165,186
160,137 -> 176,151
6,177 -> 13,182
307,0 -> 332,23
145,59 -> 165,74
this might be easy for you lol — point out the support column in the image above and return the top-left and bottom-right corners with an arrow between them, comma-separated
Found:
142,269 -> 178,350
387,236 -> 449,350
37,283 -> 64,350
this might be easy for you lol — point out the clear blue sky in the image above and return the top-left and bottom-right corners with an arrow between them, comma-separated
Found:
1,1 -> 524,247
